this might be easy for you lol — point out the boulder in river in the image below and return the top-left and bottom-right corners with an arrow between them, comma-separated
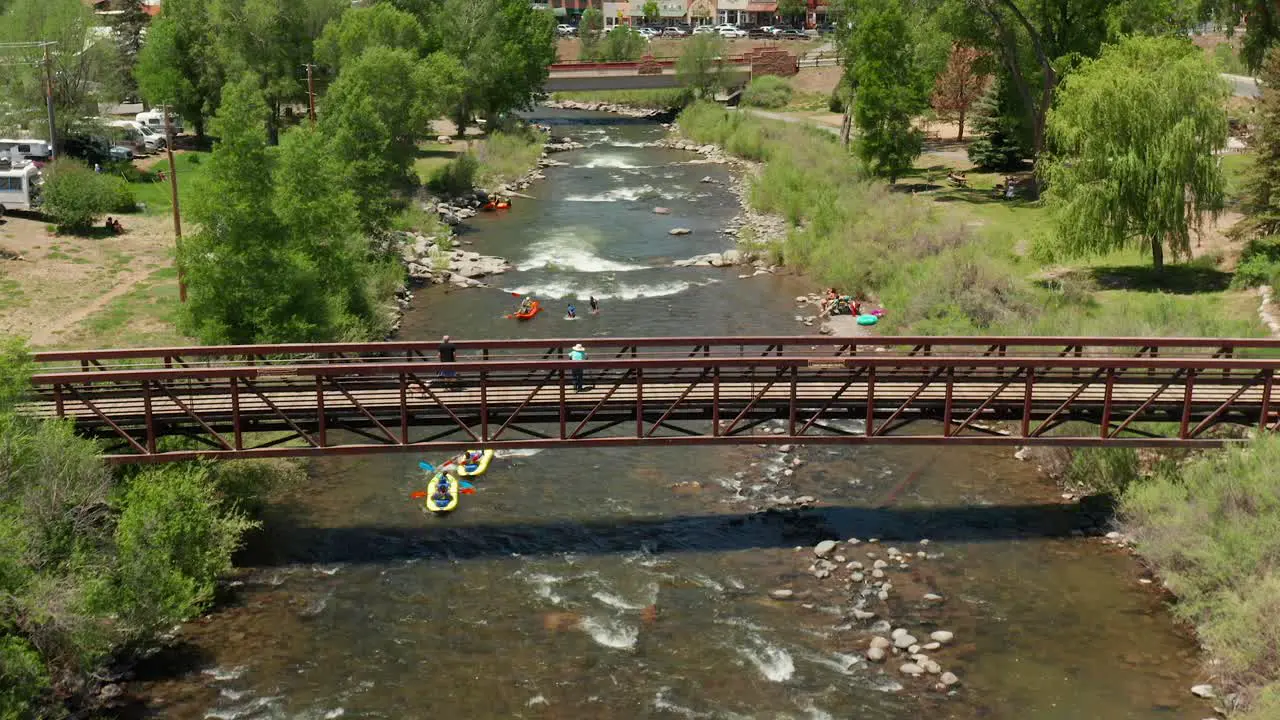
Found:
929,630 -> 954,644
940,672 -> 960,687
1190,685 -> 1215,698
900,663 -> 925,676
668,227 -> 692,236
813,540 -> 838,557
869,636 -> 891,650
653,207 -> 671,215
866,647 -> 886,662
893,634 -> 918,649
769,588 -> 795,600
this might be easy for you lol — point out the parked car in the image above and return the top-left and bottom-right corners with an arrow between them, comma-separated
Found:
660,26 -> 688,37
636,27 -> 658,38
62,134 -> 134,166
748,26 -> 775,38
777,28 -> 807,39
692,24 -> 716,34
716,24 -> 748,38
556,23 -> 576,36
136,109 -> 183,135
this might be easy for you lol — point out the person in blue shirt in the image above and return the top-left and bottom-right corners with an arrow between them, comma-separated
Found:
569,343 -> 587,391
567,304 -> 577,319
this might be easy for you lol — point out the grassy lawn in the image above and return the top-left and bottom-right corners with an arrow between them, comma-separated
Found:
129,151 -> 211,217
1221,151 -> 1253,203
52,266 -> 189,349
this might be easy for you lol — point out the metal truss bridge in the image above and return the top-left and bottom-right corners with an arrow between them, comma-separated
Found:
23,336 -> 1280,463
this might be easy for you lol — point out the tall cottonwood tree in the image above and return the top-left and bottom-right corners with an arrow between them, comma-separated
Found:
1042,36 -> 1228,271
850,0 -> 925,182
135,0 -> 223,139
1233,48 -> 1280,241
315,1 -> 430,71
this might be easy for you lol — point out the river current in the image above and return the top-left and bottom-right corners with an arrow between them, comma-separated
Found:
126,111 -> 1212,720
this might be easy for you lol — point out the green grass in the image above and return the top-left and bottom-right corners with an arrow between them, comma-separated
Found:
55,266 -> 188,349
1221,152 -> 1254,203
673,101 -> 1268,338
475,130 -> 545,188
0,278 -> 27,311
550,89 -> 689,109
129,152 -> 211,217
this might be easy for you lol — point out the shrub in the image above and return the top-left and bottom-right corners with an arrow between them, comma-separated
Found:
828,89 -> 845,114
102,175 -> 137,213
1065,447 -> 1141,495
104,465 -> 256,637
39,160 -> 115,233
1232,237 -> 1280,288
429,152 -> 478,196
1122,437 -> 1280,709
741,76 -> 793,109
0,633 -> 49,720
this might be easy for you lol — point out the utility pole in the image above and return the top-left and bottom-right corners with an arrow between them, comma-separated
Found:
43,42 -> 57,160
304,64 -> 317,123
163,105 -> 187,302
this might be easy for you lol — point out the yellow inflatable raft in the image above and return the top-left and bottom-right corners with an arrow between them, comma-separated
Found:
424,472 -> 460,514
455,449 -> 494,478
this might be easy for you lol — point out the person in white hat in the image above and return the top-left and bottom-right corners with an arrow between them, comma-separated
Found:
569,343 -> 588,391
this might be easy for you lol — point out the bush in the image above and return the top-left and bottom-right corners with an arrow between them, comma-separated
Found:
741,76 -> 793,109
599,26 -> 646,62
1232,237 -> 1280,288
39,160 -> 116,233
102,175 -> 137,213
1122,437 -> 1280,710
430,152 -> 478,196
103,465 -> 256,637
1065,447 -> 1141,495
828,89 -> 845,114
0,633 -> 49,720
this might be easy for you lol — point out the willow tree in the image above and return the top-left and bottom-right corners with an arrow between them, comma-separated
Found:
1233,48 -> 1280,241
1042,36 -> 1228,272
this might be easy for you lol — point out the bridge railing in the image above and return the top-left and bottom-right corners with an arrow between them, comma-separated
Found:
29,336 -> 1280,374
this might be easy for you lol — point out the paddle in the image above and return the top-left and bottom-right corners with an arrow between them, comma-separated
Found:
410,458 -> 460,499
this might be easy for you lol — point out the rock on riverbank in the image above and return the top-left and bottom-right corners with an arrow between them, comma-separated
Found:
543,99 -> 670,118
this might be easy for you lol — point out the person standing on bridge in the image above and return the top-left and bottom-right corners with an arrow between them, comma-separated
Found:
570,343 -> 588,392
438,335 -> 457,386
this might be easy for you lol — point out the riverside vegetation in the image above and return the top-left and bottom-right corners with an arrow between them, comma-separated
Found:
0,338 -> 302,717
672,35 -> 1280,713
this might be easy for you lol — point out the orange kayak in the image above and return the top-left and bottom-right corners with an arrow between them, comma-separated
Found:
511,300 -> 541,320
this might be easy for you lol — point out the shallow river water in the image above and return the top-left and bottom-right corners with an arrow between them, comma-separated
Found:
127,111 -> 1214,720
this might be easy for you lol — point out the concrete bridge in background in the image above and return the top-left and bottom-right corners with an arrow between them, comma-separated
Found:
545,49 -> 796,92
23,336 -> 1280,463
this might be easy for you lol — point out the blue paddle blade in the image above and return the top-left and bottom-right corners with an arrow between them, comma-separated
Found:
459,481 -> 475,490
419,461 -> 435,473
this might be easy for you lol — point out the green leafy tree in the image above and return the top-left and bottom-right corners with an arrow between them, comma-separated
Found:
0,634 -> 49,720
433,0 -> 556,132
676,33 -> 727,99
321,47 -> 463,231
777,0 -> 806,26
1042,36 -> 1229,271
580,7 -> 605,60
315,1 -> 429,70
966,73 -> 1029,170
1234,48 -> 1280,242
600,25 -> 647,61
850,0 -> 925,182
135,0 -> 222,139
642,0 -> 660,23
208,0 -> 348,143
0,0 -> 118,143
111,0 -> 151,98
1201,0 -> 1279,72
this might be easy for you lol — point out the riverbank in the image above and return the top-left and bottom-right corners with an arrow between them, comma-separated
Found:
669,100 -> 1280,717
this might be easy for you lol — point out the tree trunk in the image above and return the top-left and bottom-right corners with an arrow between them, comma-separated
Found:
957,109 -> 965,140
1150,235 -> 1164,271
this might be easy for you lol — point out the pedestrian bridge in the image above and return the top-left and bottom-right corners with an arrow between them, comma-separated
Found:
23,336 -> 1280,463
545,52 -> 778,92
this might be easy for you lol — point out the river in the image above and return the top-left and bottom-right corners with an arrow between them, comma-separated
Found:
124,110 -> 1213,720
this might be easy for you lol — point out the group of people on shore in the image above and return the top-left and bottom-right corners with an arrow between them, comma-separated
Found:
818,287 -> 861,317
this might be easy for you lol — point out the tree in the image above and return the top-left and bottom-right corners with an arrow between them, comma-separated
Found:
135,0 -> 222,139
600,25 -> 646,61
207,0 -> 348,143
111,0 -> 151,98
1201,0 -> 1279,72
315,1 -> 429,70
850,0 -> 925,182
965,74 -> 1029,170
1042,36 -> 1229,271
0,0 -> 118,143
643,0 -> 660,24
930,43 -> 988,140
1234,48 -> 1280,241
320,47 -> 462,231
676,33 -> 727,99
432,0 -> 556,132
580,8 -> 604,60
777,0 -> 807,26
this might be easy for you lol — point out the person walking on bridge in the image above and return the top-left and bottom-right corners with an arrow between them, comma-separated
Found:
438,335 -> 457,386
570,343 -> 588,392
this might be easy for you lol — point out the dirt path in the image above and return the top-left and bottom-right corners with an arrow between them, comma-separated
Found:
27,267 -> 157,346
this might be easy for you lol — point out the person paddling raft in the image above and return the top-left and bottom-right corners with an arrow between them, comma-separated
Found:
589,296 -> 599,314
566,304 -> 577,319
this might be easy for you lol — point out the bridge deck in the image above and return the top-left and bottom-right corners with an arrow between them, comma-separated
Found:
23,336 -> 1280,461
